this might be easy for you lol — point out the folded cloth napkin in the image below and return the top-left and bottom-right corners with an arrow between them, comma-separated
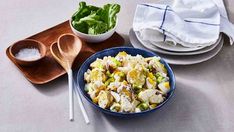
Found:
133,0 -> 234,48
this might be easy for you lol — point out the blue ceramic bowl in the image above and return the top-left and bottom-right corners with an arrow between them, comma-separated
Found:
77,47 -> 176,117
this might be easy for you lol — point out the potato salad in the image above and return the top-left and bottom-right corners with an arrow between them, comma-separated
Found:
84,51 -> 170,113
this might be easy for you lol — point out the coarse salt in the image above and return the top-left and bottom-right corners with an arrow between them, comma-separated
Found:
15,48 -> 41,61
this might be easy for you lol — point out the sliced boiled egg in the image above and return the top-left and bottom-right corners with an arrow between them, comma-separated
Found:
97,90 -> 113,109
158,81 -> 170,94
90,68 -> 106,82
127,68 -> 146,87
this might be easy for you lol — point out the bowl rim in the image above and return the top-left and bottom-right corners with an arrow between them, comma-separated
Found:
77,47 -> 176,116
69,17 -> 118,37
9,39 -> 47,62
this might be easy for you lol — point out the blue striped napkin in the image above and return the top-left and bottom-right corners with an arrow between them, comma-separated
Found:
133,0 -> 234,48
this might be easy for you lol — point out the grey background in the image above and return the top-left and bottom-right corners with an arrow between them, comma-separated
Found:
0,0 -> 234,132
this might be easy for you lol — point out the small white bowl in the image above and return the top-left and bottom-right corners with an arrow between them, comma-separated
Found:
69,19 -> 117,43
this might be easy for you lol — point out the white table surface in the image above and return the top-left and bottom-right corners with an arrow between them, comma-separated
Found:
1,0 -> 234,132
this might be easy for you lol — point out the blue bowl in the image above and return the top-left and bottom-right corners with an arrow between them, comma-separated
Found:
77,47 -> 176,117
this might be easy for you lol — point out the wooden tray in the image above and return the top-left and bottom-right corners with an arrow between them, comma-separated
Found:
6,20 -> 124,84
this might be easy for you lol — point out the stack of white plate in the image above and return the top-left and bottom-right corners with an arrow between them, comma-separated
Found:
129,29 -> 224,65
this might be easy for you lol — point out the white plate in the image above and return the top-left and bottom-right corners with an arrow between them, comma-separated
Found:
132,29 -> 221,56
129,29 -> 223,65
135,31 -> 220,53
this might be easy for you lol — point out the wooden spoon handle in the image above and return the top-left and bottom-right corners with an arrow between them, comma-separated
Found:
68,69 -> 74,121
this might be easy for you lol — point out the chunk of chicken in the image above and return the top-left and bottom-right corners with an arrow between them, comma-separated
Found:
120,95 -> 132,112
149,94 -> 164,104
138,89 -> 157,102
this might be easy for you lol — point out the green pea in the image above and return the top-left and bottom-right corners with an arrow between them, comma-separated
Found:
137,102 -> 149,111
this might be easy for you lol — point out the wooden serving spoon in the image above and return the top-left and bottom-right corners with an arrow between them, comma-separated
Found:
50,34 -> 89,123
57,33 -> 81,121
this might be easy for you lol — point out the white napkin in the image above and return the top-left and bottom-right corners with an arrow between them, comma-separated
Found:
133,0 -> 234,48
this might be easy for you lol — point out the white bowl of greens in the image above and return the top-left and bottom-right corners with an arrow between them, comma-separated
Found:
70,2 -> 120,43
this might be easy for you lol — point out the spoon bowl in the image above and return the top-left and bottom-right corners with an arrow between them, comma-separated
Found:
58,33 -> 82,67
50,33 -> 89,123
50,42 -> 67,69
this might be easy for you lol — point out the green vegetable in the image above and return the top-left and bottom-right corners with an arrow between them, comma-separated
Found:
132,84 -> 142,94
118,72 -> 125,78
72,2 -> 120,35
148,65 -> 152,71
111,57 -> 121,67
155,72 -> 162,78
133,84 -> 142,89
72,21 -> 88,34
106,71 -> 112,77
72,2 -> 99,21
155,72 -> 165,84
113,71 -> 125,82
106,71 -> 115,78
104,77 -> 115,86
137,103 -> 149,111
99,4 -> 120,29
157,76 -> 165,84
